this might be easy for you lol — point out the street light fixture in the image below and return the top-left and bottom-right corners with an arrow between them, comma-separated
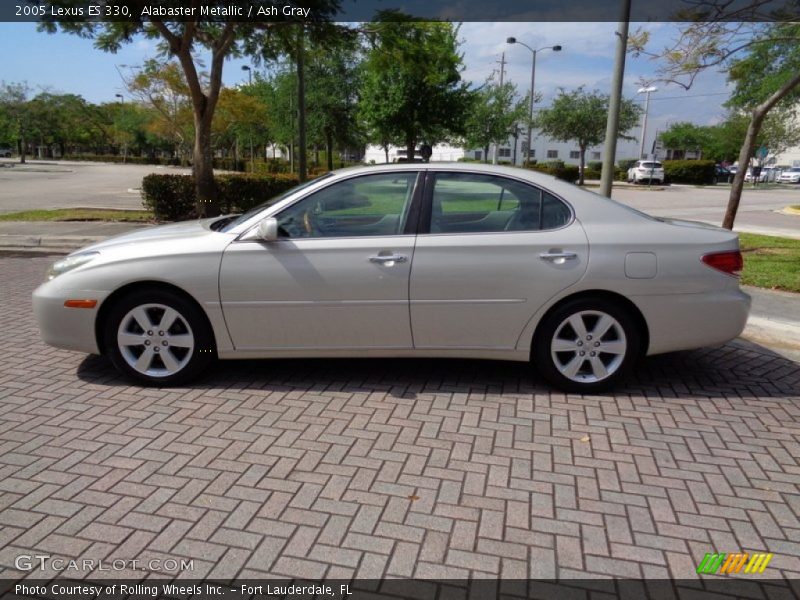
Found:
507,38 -> 562,167
637,85 -> 657,159
114,94 -> 127,164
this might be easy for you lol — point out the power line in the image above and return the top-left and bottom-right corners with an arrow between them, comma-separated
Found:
648,92 -> 729,101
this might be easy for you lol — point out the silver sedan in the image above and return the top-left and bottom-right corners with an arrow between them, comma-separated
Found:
33,164 -> 750,393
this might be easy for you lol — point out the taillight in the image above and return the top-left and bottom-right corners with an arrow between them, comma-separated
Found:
702,250 -> 743,277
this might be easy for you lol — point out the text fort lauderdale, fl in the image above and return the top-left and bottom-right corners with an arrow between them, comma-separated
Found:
140,5 -> 312,17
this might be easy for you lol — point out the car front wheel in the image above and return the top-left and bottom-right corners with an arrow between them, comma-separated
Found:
103,289 -> 215,386
533,298 -> 642,393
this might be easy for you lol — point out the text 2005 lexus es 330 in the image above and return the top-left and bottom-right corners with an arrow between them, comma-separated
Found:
33,164 -> 750,393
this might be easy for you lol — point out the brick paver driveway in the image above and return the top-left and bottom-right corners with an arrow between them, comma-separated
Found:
2,254 -> 800,582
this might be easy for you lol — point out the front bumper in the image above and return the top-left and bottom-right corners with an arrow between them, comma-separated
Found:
32,281 -> 109,354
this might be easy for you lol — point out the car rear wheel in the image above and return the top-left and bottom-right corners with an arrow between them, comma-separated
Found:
533,298 -> 642,393
103,289 -> 215,386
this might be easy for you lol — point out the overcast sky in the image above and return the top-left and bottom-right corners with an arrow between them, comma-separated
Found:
0,21 -> 732,151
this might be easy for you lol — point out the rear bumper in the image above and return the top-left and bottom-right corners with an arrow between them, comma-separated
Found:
633,288 -> 751,355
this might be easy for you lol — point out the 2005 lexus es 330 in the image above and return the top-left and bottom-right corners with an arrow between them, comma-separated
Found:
33,164 -> 750,393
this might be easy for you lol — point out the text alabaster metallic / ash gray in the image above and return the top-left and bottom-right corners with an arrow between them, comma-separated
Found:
33,163 -> 750,392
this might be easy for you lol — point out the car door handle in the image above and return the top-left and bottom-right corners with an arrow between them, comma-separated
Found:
539,251 -> 578,262
369,254 -> 408,264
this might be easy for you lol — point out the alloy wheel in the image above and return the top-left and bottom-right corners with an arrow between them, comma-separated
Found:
116,303 -> 195,377
550,310 -> 627,383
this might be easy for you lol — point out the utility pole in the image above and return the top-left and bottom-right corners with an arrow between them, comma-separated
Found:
493,53 -> 507,165
599,0 -> 632,198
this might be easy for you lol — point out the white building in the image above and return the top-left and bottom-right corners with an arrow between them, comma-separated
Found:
365,126 -> 641,167
773,146 -> 800,168
364,143 -> 465,164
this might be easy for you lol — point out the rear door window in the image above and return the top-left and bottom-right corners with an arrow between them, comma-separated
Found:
428,172 -> 571,233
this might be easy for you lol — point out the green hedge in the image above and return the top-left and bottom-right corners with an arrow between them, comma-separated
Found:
617,158 -> 638,171
663,160 -> 716,185
587,161 -> 603,172
527,163 -> 580,183
216,173 -> 299,213
141,173 -> 300,221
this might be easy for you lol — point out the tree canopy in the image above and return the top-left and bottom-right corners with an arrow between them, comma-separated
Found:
41,1 -> 342,215
534,87 -> 641,185
464,76 -> 529,164
359,14 -> 473,161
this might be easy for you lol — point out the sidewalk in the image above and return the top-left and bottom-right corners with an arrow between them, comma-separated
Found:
741,286 -> 800,362
0,221 -> 147,252
0,220 -> 797,361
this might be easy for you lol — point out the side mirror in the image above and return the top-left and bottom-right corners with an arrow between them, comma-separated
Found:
257,217 -> 279,242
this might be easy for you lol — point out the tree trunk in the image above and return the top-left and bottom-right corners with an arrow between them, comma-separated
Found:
193,114 -> 218,218
384,144 -> 389,164
483,145 -> 490,163
722,70 -> 800,230
578,145 -> 586,186
297,26 -> 307,183
406,137 -> 416,164
326,129 -> 334,172
19,133 -> 26,164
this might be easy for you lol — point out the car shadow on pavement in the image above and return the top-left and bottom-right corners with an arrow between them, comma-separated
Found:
75,337 -> 800,400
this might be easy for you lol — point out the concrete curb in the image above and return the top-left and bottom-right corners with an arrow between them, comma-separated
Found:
0,235 -> 102,251
742,316 -> 800,362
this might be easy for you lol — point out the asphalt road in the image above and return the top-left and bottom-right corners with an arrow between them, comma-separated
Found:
0,159 -> 190,214
1,255 -> 800,583
611,184 -> 800,239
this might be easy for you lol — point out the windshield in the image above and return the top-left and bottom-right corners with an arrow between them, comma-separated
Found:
641,162 -> 662,168
219,173 -> 334,232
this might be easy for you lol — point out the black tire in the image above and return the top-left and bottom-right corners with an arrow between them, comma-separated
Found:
103,288 -> 215,386
532,297 -> 642,394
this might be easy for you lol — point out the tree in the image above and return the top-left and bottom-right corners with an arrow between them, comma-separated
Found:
659,121 -> 710,158
304,35 -> 363,170
464,76 -> 529,163
359,14 -> 473,161
631,21 -> 800,229
214,87 -> 271,165
42,0 -> 341,215
0,82 -> 33,163
126,60 -> 196,164
534,88 -> 641,185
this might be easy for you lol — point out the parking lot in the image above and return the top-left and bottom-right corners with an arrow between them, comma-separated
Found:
1,254 -> 800,582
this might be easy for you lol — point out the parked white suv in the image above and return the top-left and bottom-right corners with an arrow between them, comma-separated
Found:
779,167 -> 800,183
627,160 -> 664,184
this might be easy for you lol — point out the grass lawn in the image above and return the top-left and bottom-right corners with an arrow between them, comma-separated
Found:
0,208 -> 153,222
739,233 -> 800,293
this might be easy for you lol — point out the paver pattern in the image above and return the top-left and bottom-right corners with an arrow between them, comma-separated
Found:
2,255 -> 800,582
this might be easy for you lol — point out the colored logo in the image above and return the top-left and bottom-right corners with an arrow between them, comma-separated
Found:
696,552 -> 773,575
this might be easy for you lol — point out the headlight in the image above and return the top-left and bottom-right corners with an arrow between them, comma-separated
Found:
46,252 -> 99,280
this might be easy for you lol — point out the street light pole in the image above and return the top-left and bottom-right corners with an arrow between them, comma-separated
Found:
115,93 -> 127,164
507,38 -> 562,167
637,86 -> 657,159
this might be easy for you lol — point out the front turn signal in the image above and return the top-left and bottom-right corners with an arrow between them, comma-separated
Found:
64,299 -> 98,309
